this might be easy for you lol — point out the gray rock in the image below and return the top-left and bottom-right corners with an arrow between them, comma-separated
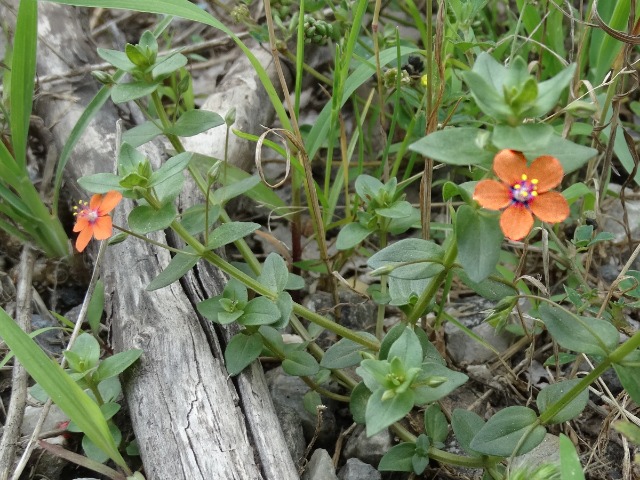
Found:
342,426 -> 392,467
31,313 -> 65,354
304,290 -> 377,334
446,321 -> 512,365
21,403 -> 69,436
274,402 -> 307,465
602,185 -> 640,243
510,433 -> 560,471
337,458 -> 381,480
445,296 -> 512,365
33,435 -> 68,480
302,449 -> 338,480
265,367 -> 337,445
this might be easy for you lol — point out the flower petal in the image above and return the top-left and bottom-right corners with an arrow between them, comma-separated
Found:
73,217 -> 89,233
89,193 -> 103,210
500,205 -> 534,241
527,155 -> 564,192
75,227 -> 94,252
92,216 -> 113,240
97,190 -> 123,215
473,180 -> 511,210
530,191 -> 569,223
493,150 -> 527,186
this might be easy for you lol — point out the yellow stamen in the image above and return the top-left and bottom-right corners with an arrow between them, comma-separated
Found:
531,191 -> 538,197
513,184 -> 521,189
531,178 -> 539,185
521,174 -> 528,181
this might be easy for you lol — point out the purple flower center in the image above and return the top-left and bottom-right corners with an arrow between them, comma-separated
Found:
510,174 -> 538,206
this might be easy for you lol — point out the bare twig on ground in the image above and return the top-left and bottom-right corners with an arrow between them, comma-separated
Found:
0,245 -> 35,480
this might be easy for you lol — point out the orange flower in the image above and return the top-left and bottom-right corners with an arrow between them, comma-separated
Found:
473,150 -> 569,241
73,190 -> 122,252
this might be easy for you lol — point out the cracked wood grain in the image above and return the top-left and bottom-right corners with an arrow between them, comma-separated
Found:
0,2 -> 298,478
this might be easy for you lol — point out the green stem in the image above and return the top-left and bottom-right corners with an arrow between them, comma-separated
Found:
391,423 -> 501,468
522,295 -> 640,425
406,235 -> 458,324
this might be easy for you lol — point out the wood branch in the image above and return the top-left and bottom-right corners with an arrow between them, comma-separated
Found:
0,2 -> 298,478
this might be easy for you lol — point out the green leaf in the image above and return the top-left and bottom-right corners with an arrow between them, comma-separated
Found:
128,203 -> 177,234
111,81 -> 160,104
152,52 -> 188,79
451,409 -> 485,456
462,71 -> 514,122
86,279 -> 104,334
388,327 -> 423,370
365,388 -> 414,436
413,362 -> 468,404
122,121 -> 163,147
146,249 -> 199,291
148,152 -> 192,188
409,128 -> 494,166
118,142 -> 147,173
165,110 -> 224,137
10,0 -> 37,168
258,253 -> 289,293
613,364 -> 640,405
537,379 -> 589,424
179,204 -> 220,235
538,303 -> 618,356
0,307 -> 125,467
303,390 -> 323,416
559,433 -> 586,480
456,205 -> 503,283
320,338 -> 365,369
530,64 -> 576,117
349,381 -> 371,425
424,404 -> 448,445
522,135 -> 596,175
207,222 -> 260,249
491,124 -> 555,153
77,173 -> 123,194
335,223 -> 372,250
368,238 -> 444,280
83,422 -> 122,464
380,322 -> 409,361
210,175 -> 262,205
469,406 -> 547,457
224,332 -> 263,376
355,174 -> 385,202
455,268 -> 517,301
378,442 -> 416,472
239,297 -> 280,326
613,420 -> 640,445
272,291 -> 293,329
67,333 -> 100,372
94,349 -> 143,383
281,350 -> 320,377
97,48 -> 136,71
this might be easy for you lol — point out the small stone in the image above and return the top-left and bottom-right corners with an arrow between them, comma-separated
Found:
274,403 -> 306,465
510,433 -> 560,471
302,449 -> 338,480
446,321 -> 512,365
337,458 -> 381,480
342,426 -> 392,467
21,404 -> 69,436
31,313 -> 65,355
265,367 -> 337,445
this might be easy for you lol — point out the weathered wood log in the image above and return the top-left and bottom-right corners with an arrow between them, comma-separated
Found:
0,2 -> 298,478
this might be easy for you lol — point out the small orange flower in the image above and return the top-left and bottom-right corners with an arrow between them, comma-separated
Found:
73,190 -> 122,252
473,150 -> 569,241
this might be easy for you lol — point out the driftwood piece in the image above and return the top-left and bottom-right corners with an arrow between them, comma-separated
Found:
0,2 -> 298,478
